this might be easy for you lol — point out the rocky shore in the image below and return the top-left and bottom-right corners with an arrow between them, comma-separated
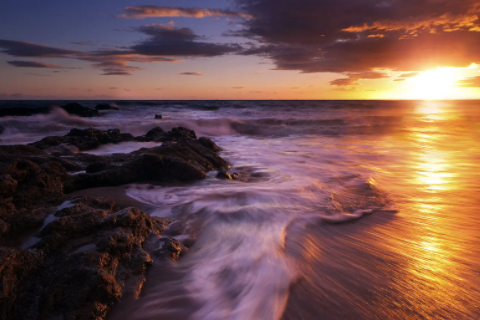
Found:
0,125 -> 229,319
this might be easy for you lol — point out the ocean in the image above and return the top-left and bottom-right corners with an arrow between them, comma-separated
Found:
1,100 -> 480,319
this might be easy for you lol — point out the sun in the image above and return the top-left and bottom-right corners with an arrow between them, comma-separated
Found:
405,68 -> 463,100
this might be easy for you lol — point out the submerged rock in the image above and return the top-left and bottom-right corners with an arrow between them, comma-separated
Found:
61,102 -> 100,117
0,107 -> 50,117
95,104 -> 119,111
0,197 -> 173,320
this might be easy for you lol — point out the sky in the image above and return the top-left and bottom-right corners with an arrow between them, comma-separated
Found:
2,0 -> 480,100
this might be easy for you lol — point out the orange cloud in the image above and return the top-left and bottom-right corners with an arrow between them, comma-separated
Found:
118,6 -> 252,19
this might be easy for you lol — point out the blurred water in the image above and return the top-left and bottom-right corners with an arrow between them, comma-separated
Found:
2,100 -> 480,319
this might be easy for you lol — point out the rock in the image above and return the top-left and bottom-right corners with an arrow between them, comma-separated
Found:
31,128 -> 135,151
0,107 -> 51,117
61,102 -> 100,117
0,125 -> 4,134
86,161 -> 110,174
134,127 -> 165,142
0,127 -> 229,238
198,137 -> 222,151
0,197 -> 173,320
155,237 -> 184,260
95,104 -> 119,111
154,114 -> 163,120
216,170 -> 233,180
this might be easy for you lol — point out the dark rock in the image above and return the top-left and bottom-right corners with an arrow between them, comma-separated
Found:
198,137 -> 222,151
154,114 -> 163,120
61,103 -> 101,117
0,125 -> 4,134
95,104 -> 119,111
0,107 -> 51,117
0,197 -> 173,320
0,126 -> 229,238
216,170 -> 233,180
31,128 -> 135,151
134,126 -> 196,143
86,161 -> 110,174
155,237 -> 184,260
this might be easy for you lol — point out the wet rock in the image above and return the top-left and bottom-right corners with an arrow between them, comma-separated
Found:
0,107 -> 50,117
155,237 -> 184,260
134,126 -> 196,143
154,114 -> 163,120
0,127 -> 229,237
95,104 -> 119,111
134,127 -> 165,142
31,128 -> 135,151
61,102 -> 101,117
0,197 -> 173,320
216,170 -> 233,180
86,161 -> 110,174
198,137 -> 222,152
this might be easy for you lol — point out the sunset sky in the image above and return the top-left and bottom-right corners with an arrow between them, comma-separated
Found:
2,0 -> 480,100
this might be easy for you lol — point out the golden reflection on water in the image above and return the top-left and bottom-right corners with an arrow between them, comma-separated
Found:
397,101 -> 473,318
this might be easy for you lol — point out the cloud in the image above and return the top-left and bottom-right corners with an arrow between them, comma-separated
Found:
0,22 -> 239,76
457,75 -> 480,87
109,87 -> 117,89
131,23 -> 241,57
330,71 -> 389,86
118,5 -> 252,19
179,72 -> 203,76
7,60 -> 68,69
71,41 -> 93,46
393,78 -> 406,81
398,72 -> 419,78
235,0 -> 480,73
102,71 -> 132,76
232,86 -> 244,89
0,39 -> 78,57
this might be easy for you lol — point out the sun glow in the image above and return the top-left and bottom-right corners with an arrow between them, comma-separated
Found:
404,68 -> 463,100
408,68 -> 461,100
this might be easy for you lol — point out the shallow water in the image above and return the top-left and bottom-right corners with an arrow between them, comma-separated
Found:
3,100 -> 480,319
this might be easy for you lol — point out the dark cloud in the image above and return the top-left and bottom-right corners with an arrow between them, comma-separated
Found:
457,75 -> 480,87
7,60 -> 68,69
118,5 -> 251,19
330,71 -> 389,86
109,87 -> 117,89
235,0 -> 480,73
102,71 -> 132,76
179,72 -> 203,76
0,23 -> 240,76
131,23 -> 241,57
71,41 -> 93,46
0,40 -> 78,57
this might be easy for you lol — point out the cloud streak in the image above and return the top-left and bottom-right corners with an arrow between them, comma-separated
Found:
118,5 -> 252,19
7,60 -> 69,69
179,72 -> 203,76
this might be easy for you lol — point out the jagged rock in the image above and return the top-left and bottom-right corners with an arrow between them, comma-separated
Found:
198,137 -> 222,151
0,197 -> 172,320
31,128 -> 135,151
154,114 -> 162,120
155,237 -> 184,260
61,103 -> 101,117
95,104 -> 119,111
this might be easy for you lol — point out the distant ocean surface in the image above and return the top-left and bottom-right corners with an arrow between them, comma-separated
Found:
2,100 -> 480,320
